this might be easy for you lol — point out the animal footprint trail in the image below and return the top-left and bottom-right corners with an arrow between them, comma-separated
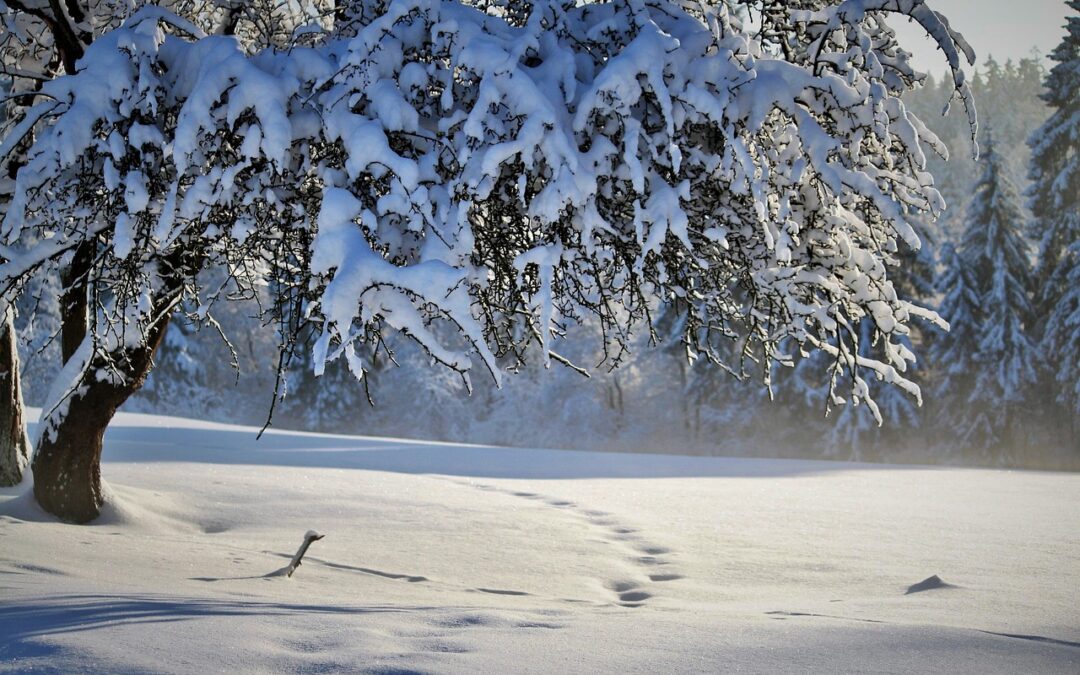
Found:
648,573 -> 683,582
636,545 -> 672,556
458,481 -> 684,608
605,580 -> 653,607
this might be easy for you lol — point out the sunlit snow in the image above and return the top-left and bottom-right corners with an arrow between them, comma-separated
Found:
2,411 -> 1077,672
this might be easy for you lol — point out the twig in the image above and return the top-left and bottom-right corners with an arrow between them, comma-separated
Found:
271,530 -> 325,578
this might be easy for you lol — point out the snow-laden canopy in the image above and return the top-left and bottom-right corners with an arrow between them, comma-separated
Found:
0,0 -> 976,423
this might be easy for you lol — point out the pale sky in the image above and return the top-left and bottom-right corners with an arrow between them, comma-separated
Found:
892,0 -> 1071,74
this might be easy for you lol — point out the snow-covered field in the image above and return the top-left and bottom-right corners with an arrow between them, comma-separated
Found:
2,411 -> 1078,674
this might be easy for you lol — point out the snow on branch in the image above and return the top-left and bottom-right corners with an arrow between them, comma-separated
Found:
0,0 -> 979,424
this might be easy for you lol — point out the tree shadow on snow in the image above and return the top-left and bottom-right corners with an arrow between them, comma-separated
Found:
0,593 -> 430,659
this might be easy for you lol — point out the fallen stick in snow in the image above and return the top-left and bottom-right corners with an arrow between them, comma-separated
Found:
269,530 -> 325,578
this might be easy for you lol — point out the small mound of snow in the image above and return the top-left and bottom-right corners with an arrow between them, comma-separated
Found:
96,483 -> 206,533
0,479 -> 200,532
0,485 -> 55,523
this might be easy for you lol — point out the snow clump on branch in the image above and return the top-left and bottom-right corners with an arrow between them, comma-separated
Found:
0,0 -> 977,423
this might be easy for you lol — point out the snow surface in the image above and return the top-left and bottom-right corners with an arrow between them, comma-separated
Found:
1,411 -> 1078,673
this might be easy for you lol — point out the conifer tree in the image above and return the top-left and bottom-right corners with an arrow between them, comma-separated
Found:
904,56 -> 1047,239
1041,241 -> 1080,432
938,136 -> 1039,459
1029,1 -> 1080,433
931,242 -> 982,423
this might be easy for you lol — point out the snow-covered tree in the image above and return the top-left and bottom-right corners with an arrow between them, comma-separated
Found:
278,330 -> 380,433
1029,1 -> 1080,434
0,0 -> 978,522
0,303 -> 29,485
1041,241 -> 1080,434
827,319 -> 925,460
935,136 -> 1038,459
0,64 -> 28,484
929,241 -> 980,431
0,0 -> 322,517
903,56 -> 1047,240
820,210 -> 939,460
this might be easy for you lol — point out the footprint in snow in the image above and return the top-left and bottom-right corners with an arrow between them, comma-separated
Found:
605,580 -> 653,607
636,545 -> 672,556
648,573 -> 683,582
619,590 -> 651,603
608,580 -> 638,593
456,481 -> 685,607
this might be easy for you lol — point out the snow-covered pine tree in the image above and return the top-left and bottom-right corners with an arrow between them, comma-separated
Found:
929,241 -> 982,442
1,0 -> 978,522
903,56 -> 1047,241
939,135 -> 1039,460
1041,241 -> 1080,440
1029,1 -> 1080,438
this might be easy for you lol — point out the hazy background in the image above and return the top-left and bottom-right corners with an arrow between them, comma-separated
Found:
894,0 -> 1069,72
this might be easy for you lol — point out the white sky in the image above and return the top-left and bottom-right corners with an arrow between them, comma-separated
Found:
891,0 -> 1071,74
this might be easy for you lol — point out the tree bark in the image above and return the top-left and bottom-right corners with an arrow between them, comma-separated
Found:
60,241 -> 92,364
0,305 -> 30,487
32,310 -> 172,523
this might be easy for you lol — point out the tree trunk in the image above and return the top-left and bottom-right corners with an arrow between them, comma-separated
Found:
60,242 -> 92,364
32,311 -> 172,523
0,305 -> 30,487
